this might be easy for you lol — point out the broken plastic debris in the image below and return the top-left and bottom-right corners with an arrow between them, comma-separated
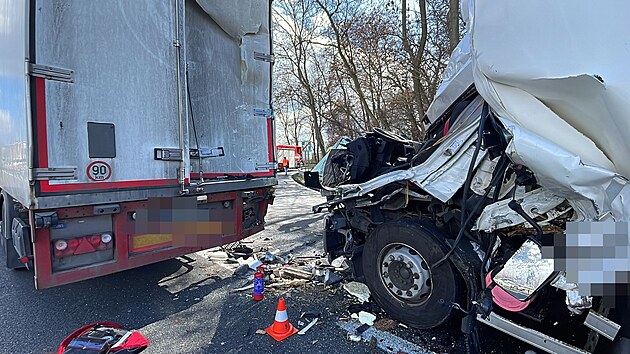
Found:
232,283 -> 255,293
207,250 -> 230,261
255,329 -> 266,335
233,264 -> 249,276
297,318 -> 318,335
343,282 -> 371,303
331,256 -> 345,268
239,257 -> 262,270
348,333 -> 362,342
358,311 -> 376,326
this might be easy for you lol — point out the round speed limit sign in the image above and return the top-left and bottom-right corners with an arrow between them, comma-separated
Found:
86,161 -> 112,181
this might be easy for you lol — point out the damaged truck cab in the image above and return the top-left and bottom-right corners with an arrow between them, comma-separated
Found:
307,1 -> 630,353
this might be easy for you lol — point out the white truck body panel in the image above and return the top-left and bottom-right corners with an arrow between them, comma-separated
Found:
0,0 -> 31,206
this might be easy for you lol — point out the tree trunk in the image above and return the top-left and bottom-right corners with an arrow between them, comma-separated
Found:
447,0 -> 460,54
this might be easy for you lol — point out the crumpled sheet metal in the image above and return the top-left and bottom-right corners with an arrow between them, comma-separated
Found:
502,119 -> 630,222
475,188 -> 565,232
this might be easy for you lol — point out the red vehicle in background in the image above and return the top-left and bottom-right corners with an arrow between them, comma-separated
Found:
276,145 -> 303,169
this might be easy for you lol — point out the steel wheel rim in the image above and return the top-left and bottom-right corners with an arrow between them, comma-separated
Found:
378,242 -> 432,303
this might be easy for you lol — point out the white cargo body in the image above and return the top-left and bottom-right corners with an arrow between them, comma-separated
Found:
0,0 -> 277,288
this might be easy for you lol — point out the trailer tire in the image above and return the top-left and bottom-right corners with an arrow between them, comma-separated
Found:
362,219 -> 460,329
1,191 -> 25,269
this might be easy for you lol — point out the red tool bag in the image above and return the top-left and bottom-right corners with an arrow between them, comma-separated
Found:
58,322 -> 148,354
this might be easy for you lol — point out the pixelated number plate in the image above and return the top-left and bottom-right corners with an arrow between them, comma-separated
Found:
132,234 -> 173,252
86,161 -> 112,181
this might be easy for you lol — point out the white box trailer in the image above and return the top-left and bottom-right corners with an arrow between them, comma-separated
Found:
0,0 -> 277,288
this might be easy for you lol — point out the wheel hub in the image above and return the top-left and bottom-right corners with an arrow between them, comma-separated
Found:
380,243 -> 431,302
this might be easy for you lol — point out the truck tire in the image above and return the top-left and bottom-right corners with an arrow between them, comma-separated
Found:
362,219 -> 461,329
1,191 -> 25,269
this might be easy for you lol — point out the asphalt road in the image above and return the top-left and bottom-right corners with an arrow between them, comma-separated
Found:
0,174 -> 522,354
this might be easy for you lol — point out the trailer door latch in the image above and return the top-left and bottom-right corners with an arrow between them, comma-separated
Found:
154,148 -> 183,161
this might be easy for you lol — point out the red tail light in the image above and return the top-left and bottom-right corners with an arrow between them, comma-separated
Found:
52,234 -> 114,258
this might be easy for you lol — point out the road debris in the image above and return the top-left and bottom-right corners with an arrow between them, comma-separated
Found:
267,279 -> 309,289
207,250 -> 230,261
255,329 -> 266,335
59,322 -> 149,354
231,283 -> 254,293
297,317 -> 319,335
374,318 -> 398,331
348,333 -> 362,342
338,320 -> 435,354
358,311 -> 376,326
343,282 -> 371,303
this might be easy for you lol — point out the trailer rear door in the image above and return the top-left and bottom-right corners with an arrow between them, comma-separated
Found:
33,1 -> 186,193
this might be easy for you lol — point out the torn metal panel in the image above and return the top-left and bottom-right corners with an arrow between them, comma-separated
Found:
502,119 -> 630,221
338,170 -> 414,200
476,188 -> 565,232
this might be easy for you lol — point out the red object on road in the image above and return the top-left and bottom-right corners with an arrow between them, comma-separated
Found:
253,267 -> 265,301
58,322 -> 148,354
265,298 -> 298,341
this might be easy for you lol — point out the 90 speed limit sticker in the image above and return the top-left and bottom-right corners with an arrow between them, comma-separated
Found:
86,161 -> 112,181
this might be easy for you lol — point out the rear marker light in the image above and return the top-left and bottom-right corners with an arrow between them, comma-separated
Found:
101,233 -> 113,244
88,235 -> 102,245
55,240 -> 68,251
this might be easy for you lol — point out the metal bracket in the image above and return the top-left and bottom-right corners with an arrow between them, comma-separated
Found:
28,63 -> 74,83
34,212 -> 59,229
256,162 -> 276,170
477,312 -> 590,354
190,147 -> 225,158
31,167 -> 78,181
253,52 -> 275,63
584,310 -> 621,341
93,204 -> 121,215
154,148 -> 183,161
253,108 -> 273,117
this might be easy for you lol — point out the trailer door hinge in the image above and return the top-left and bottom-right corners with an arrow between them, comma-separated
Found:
253,52 -> 275,63
253,108 -> 273,117
154,148 -> 183,161
256,162 -> 277,170
28,63 -> 74,83
31,167 -> 78,181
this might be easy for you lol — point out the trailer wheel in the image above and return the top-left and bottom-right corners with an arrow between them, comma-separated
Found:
362,220 -> 461,329
1,191 -> 25,269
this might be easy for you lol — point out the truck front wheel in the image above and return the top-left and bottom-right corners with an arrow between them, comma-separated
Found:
362,220 -> 461,329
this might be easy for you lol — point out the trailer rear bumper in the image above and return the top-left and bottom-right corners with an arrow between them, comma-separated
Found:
31,187 -> 273,289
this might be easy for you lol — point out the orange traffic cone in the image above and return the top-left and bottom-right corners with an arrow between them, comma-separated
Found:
265,298 -> 298,341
